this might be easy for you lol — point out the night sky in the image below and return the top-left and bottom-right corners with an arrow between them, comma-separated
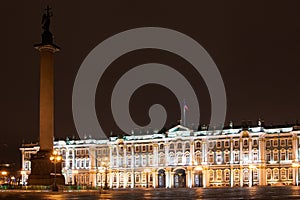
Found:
1,1 -> 300,167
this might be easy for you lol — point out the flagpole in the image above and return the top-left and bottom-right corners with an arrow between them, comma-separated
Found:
183,99 -> 186,126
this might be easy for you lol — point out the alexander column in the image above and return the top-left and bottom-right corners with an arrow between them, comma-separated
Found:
28,6 -> 65,187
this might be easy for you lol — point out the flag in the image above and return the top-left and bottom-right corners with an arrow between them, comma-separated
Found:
184,104 -> 189,111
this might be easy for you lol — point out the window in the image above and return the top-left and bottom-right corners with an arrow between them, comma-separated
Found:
185,142 -> 190,149
169,153 -> 175,165
225,170 -> 230,182
266,151 -> 271,162
195,152 -> 201,165
243,139 -> 248,147
216,170 -> 222,181
253,151 -> 258,161
142,156 -> 146,166
177,153 -> 183,164
266,140 -> 271,147
127,146 -> 131,152
253,169 -> 258,181
135,146 -> 139,152
196,141 -> 201,148
127,158 -> 132,167
225,152 -> 230,163
234,140 -> 239,147
216,152 -> 222,164
288,150 -> 293,160
234,151 -> 239,163
273,169 -> 279,180
280,139 -> 286,146
224,141 -> 229,148
149,145 -> 153,151
281,168 -> 286,180
216,141 -> 221,148
135,174 -> 140,182
280,150 -> 286,161
170,143 -> 174,150
288,168 -> 293,179
267,169 -> 272,180
142,146 -> 146,152
273,140 -> 278,147
288,139 -> 293,146
135,156 -> 140,166
253,139 -> 258,146
209,170 -> 214,181
208,153 -> 214,164
177,143 -> 182,149
185,153 -> 190,165
159,153 -> 165,164
208,141 -> 214,149
273,150 -> 278,162
243,152 -> 249,163
234,170 -> 239,181
159,144 -> 164,150
149,156 -> 153,166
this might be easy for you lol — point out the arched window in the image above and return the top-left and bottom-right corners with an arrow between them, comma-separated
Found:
170,143 -> 174,150
177,143 -> 182,149
185,142 -> 190,149
266,168 -> 272,180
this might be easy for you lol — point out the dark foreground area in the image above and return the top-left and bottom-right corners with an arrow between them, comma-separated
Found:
1,186 -> 300,200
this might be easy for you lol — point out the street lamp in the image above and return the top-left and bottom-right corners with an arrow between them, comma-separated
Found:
292,163 -> 300,186
50,150 -> 62,191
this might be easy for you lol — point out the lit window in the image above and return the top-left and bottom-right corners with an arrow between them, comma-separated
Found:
288,150 -> 293,160
288,139 -> 293,146
273,140 -> 278,147
243,140 -> 248,147
253,139 -> 258,146
280,150 -> 286,161
266,140 -> 271,147
224,141 -> 229,148
234,140 -> 239,147
280,139 -> 286,146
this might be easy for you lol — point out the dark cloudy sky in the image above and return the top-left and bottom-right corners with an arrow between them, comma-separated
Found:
1,1 -> 300,166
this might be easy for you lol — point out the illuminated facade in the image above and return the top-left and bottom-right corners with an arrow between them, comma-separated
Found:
20,124 -> 300,188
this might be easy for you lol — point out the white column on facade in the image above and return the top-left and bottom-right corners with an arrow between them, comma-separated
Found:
170,171 -> 174,188
90,147 -> 96,187
202,167 -> 207,188
230,167 -> 234,187
240,166 -> 243,187
292,133 -> 298,161
258,137 -> 266,186
165,143 -> 170,165
165,169 -> 170,188
230,138 -> 234,164
124,146 -> 127,168
152,171 -> 156,188
109,171 -> 113,188
116,171 -> 120,188
123,172 -> 127,188
249,138 -> 252,163
187,169 -> 192,188
131,171 -> 134,188
190,141 -> 195,165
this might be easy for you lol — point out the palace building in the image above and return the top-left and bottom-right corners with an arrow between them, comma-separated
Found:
20,123 -> 300,188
